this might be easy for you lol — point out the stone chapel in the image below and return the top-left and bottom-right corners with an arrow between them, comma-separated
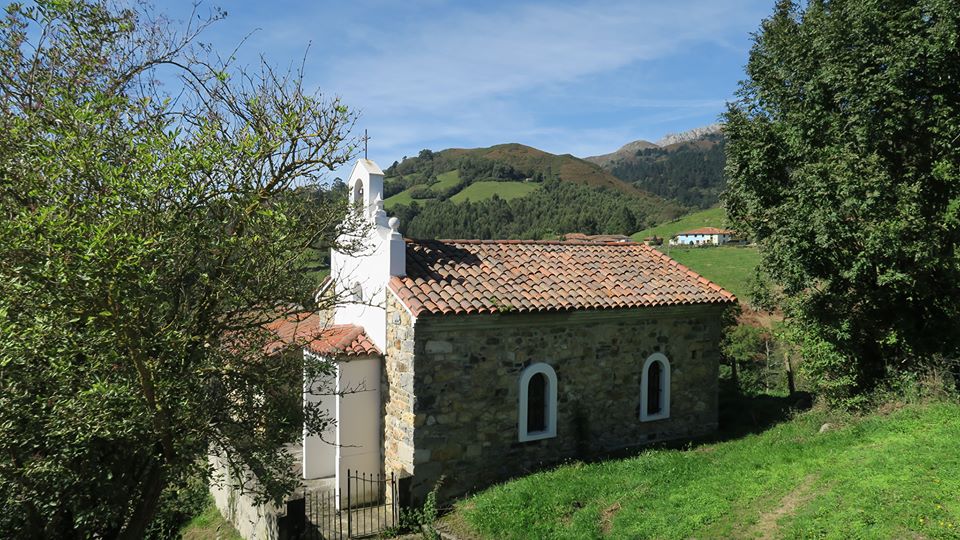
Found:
277,158 -> 736,504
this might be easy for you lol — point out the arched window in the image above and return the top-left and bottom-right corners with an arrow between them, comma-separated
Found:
640,353 -> 670,421
518,363 -> 557,442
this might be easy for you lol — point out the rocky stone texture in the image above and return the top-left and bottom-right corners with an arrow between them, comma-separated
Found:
384,293 -> 416,481
656,123 -> 723,147
390,304 -> 726,503
209,454 -> 281,540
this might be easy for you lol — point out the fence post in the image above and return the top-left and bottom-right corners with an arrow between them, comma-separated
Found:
391,471 -> 397,527
347,469 -> 352,538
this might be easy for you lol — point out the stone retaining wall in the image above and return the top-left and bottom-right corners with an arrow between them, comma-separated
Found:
209,454 -> 281,540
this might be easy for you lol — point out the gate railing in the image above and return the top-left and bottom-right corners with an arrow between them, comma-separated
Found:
279,470 -> 398,540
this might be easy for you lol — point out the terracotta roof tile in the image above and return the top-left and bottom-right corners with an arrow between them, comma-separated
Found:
307,324 -> 380,357
265,313 -> 380,357
389,239 -> 736,317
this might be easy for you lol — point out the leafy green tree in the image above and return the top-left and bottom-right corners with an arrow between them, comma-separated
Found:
0,1 -> 363,537
723,0 -> 960,403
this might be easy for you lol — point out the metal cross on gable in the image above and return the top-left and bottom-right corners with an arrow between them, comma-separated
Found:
363,129 -> 371,160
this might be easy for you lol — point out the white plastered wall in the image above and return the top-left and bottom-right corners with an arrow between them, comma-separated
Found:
335,356 -> 382,505
302,353 -> 336,479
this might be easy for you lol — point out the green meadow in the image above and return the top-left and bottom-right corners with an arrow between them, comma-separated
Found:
664,246 -> 761,303
451,401 -> 960,539
632,206 -> 730,241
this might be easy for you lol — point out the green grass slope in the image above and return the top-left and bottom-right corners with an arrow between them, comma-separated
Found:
450,181 -> 540,203
180,497 -> 243,540
665,246 -> 760,302
385,187 -> 423,208
385,170 -> 463,209
453,401 -> 960,539
631,206 -> 729,241
431,169 -> 462,192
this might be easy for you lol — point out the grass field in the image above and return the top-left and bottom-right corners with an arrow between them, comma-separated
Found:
431,169 -> 462,193
663,246 -> 760,302
385,186 -> 431,209
451,400 -> 960,539
450,181 -> 540,203
632,206 -> 729,241
384,170 -> 465,209
180,497 -> 243,540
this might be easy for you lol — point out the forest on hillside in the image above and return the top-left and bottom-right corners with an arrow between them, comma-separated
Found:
381,147 -> 683,239
607,134 -> 726,208
391,177 -> 678,239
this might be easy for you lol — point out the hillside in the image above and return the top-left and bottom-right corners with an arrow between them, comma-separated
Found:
666,247 -> 760,302
387,143 -> 660,202
629,207 -> 758,303
631,206 -> 730,241
383,144 -> 686,240
580,139 -> 658,168
449,400 -> 960,539
586,129 -> 727,208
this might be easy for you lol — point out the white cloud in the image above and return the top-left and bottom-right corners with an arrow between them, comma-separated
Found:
301,0 -> 767,171
327,0 -> 747,111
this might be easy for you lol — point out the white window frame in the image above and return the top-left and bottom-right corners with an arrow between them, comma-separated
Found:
640,353 -> 671,422
518,363 -> 558,442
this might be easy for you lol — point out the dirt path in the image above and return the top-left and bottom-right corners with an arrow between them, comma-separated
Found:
748,475 -> 819,539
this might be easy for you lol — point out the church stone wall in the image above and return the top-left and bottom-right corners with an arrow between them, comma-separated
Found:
383,293 -> 416,482
401,304 -> 727,503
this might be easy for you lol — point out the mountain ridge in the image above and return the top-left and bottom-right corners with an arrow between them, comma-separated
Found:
583,125 -> 727,209
655,123 -> 723,147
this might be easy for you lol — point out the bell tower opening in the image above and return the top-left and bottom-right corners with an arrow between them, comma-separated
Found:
352,180 -> 364,206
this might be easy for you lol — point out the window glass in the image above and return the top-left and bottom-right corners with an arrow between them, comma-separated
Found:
527,372 -> 547,433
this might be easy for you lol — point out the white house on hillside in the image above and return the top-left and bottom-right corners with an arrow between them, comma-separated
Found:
670,227 -> 735,246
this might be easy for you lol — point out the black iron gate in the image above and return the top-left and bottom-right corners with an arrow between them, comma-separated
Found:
279,470 -> 398,540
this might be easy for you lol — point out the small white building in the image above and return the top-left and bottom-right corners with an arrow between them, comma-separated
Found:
670,227 -> 735,246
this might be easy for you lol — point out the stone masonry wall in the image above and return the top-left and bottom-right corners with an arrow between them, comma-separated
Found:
209,454 -> 281,540
383,293 -> 416,481
402,304 -> 727,503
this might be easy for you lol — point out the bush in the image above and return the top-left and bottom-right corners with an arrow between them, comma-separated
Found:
144,476 -> 209,539
384,477 -> 444,540
722,322 -> 794,396
408,185 -> 433,200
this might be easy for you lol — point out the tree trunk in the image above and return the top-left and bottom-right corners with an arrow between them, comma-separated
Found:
764,339 -> 772,392
117,460 -> 166,540
784,351 -> 796,396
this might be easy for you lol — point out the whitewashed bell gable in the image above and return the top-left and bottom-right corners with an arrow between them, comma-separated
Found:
329,159 -> 405,352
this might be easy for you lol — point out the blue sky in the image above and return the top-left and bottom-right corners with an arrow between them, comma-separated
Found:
165,0 -> 773,175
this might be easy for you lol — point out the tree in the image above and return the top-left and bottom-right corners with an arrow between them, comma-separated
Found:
723,0 -> 960,404
0,1 -> 364,537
